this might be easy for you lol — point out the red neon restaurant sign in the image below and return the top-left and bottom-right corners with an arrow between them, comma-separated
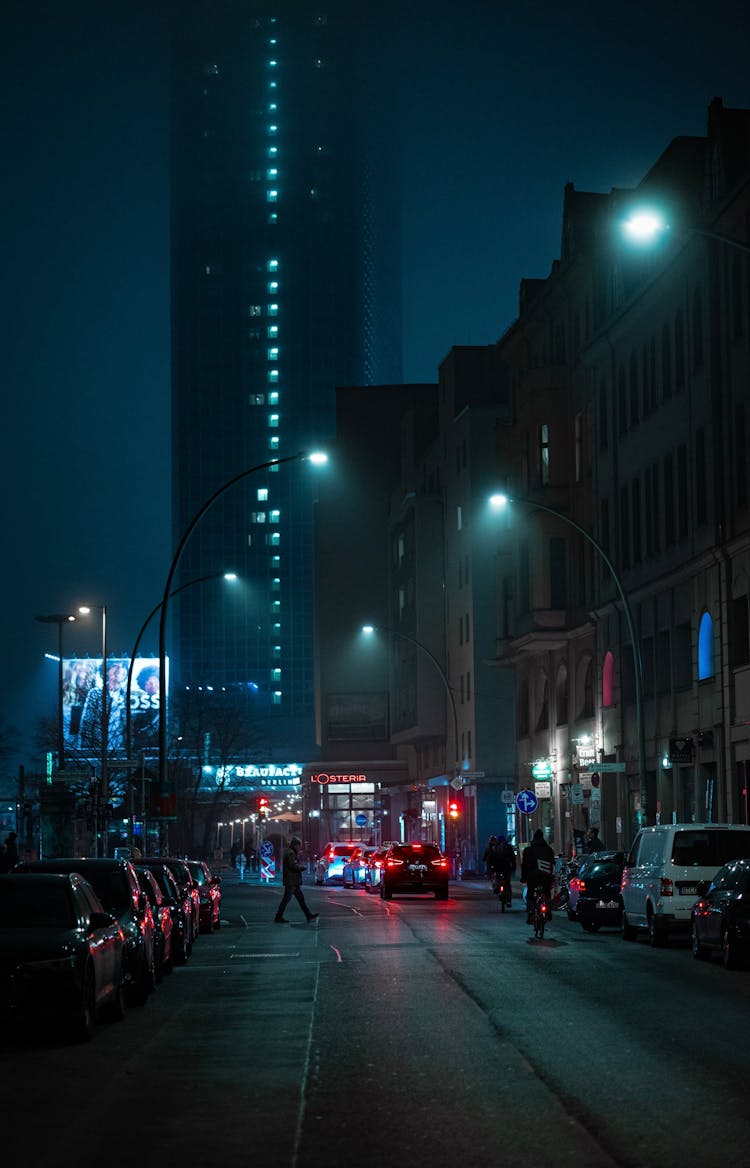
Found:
311,772 -> 368,785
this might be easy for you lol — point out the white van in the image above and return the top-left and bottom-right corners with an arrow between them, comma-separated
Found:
620,823 -> 750,945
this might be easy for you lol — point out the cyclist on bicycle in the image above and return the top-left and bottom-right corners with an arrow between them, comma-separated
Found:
521,828 -> 555,923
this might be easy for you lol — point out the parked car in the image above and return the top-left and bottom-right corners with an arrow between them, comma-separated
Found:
186,860 -> 222,932
342,847 -> 378,888
135,866 -> 174,980
147,858 -> 200,944
566,851 -> 625,932
691,857 -> 750,969
315,843 -> 360,885
138,860 -> 193,964
0,872 -> 126,1042
620,823 -> 750,946
380,842 -> 450,900
15,857 -> 157,1003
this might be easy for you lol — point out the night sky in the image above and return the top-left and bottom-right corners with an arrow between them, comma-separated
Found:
2,0 -> 748,776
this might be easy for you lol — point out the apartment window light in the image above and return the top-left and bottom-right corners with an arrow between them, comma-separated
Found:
266,169 -> 278,180
267,303 -> 279,316
267,346 -> 279,359
272,555 -> 280,565
272,691 -> 282,705
268,146 -> 278,156
268,370 -> 279,383
269,436 -> 280,449
270,509 -> 280,521
270,532 -> 280,546
272,668 -> 282,682
267,259 -> 279,271
268,413 -> 279,427
257,488 -> 268,501
267,325 -> 279,337
252,511 -> 267,523
268,212 -> 278,223
266,190 -> 278,203
272,600 -> 281,612
249,393 -> 264,405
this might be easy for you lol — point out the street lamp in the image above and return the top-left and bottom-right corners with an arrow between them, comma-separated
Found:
34,613 -> 76,770
621,210 -> 750,255
125,571 -> 238,760
78,603 -> 108,856
488,493 -> 646,796
361,624 -> 459,768
157,450 -> 328,803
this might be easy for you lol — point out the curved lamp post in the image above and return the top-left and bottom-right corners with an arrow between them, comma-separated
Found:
158,451 -> 327,803
621,210 -> 750,255
34,613 -> 76,770
125,571 -> 237,760
488,493 -> 646,796
361,624 -> 459,768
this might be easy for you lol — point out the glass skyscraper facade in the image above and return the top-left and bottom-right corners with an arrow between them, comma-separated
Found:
170,3 -> 402,757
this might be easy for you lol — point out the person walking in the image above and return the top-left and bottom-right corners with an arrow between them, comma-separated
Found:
274,837 -> 319,924
586,826 -> 604,853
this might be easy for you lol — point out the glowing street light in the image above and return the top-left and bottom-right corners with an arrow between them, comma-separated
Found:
361,623 -> 459,768
488,492 -> 646,795
157,450 -> 327,807
621,208 -> 750,255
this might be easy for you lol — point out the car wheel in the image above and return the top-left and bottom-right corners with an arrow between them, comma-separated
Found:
70,966 -> 96,1043
102,962 -> 127,1022
722,924 -> 740,970
214,911 -> 221,931
131,952 -> 155,1005
691,923 -> 711,961
621,908 -> 637,941
647,908 -> 667,947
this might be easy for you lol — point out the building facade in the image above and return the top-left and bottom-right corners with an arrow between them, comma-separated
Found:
170,2 -> 402,760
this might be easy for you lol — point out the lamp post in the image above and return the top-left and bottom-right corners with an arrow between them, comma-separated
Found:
34,613 -> 76,770
78,604 -> 108,856
621,211 -> 750,255
125,572 -> 238,760
361,624 -> 459,769
488,493 -> 646,798
157,451 -> 327,807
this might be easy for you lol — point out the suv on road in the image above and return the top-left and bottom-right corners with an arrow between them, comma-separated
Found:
620,823 -> 750,946
380,841 -> 450,900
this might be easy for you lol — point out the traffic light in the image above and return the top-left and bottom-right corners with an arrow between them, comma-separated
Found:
448,798 -> 461,820
257,795 -> 269,815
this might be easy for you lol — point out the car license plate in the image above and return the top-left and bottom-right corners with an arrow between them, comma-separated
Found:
679,885 -> 697,896
597,900 -> 619,909
408,864 -> 427,873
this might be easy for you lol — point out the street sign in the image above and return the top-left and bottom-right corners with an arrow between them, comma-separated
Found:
461,771 -> 485,779
500,789 -> 515,804
450,776 -> 465,791
570,783 -> 584,805
531,760 -> 553,779
534,781 -> 551,799
579,762 -> 626,773
516,789 -> 538,815
355,813 -> 368,827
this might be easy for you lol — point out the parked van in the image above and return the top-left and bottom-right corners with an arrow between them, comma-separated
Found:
620,823 -> 750,946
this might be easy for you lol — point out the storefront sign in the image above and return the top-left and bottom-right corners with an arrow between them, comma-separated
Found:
311,772 -> 368,785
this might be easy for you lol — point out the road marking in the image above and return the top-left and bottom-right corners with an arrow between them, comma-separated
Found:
292,963 -> 320,1168
328,899 -> 363,916
329,945 -> 342,962
239,914 -> 248,928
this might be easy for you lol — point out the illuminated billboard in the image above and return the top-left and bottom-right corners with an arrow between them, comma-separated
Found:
62,657 -> 166,758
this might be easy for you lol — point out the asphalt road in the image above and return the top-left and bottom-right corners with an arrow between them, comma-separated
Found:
4,874 -> 750,1168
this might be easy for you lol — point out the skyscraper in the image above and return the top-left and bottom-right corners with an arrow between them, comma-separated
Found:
170,3 -> 402,757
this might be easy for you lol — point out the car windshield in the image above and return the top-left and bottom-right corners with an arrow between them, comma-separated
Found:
671,830 -> 750,867
0,883 -> 75,928
392,845 -> 441,861
187,863 -> 206,886
82,870 -> 131,913
580,860 -> 622,880
332,846 -> 357,857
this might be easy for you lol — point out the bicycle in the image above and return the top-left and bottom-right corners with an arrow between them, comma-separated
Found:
532,884 -> 552,939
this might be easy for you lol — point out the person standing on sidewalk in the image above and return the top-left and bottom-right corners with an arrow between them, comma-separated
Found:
274,837 -> 319,924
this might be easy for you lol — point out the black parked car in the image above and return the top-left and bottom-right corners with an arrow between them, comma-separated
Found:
566,851 -> 626,932
186,860 -> 222,933
691,857 -> 750,969
152,858 -> 201,943
380,842 -> 450,900
138,860 -> 192,964
135,866 -> 174,981
15,857 -> 156,1004
0,872 -> 126,1042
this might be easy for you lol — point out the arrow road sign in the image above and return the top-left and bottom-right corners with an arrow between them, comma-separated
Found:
516,788 -> 539,815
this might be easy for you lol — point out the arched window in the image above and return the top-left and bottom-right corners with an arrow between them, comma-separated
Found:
602,650 -> 615,707
517,679 -> 530,738
555,664 -> 569,726
698,611 -> 715,680
577,657 -> 594,719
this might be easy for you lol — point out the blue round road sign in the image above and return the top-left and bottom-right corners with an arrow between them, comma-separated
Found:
355,813 -> 368,827
516,788 -> 539,815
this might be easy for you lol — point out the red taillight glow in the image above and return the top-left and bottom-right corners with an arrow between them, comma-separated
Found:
411,843 -> 422,850
431,858 -> 449,869
661,878 -> 674,897
569,878 -> 581,892
386,858 -> 404,868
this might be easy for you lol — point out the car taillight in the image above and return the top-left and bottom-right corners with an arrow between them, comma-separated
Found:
660,878 -> 674,897
577,880 -> 586,892
431,858 -> 449,869
375,861 -> 383,869
569,878 -> 581,892
386,858 -> 404,868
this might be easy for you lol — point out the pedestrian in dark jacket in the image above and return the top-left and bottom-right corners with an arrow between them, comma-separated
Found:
586,826 -> 604,853
274,837 -> 319,924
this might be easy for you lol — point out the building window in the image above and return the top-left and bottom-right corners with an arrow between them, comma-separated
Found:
677,443 -> 688,539
539,423 -> 550,485
698,612 -> 715,680
272,691 -> 282,705
466,671 -> 471,701
257,488 -> 268,501
731,595 -> 750,666
465,613 -> 470,643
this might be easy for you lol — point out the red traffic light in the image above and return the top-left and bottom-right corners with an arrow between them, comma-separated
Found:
257,795 -> 269,813
448,799 -> 461,819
